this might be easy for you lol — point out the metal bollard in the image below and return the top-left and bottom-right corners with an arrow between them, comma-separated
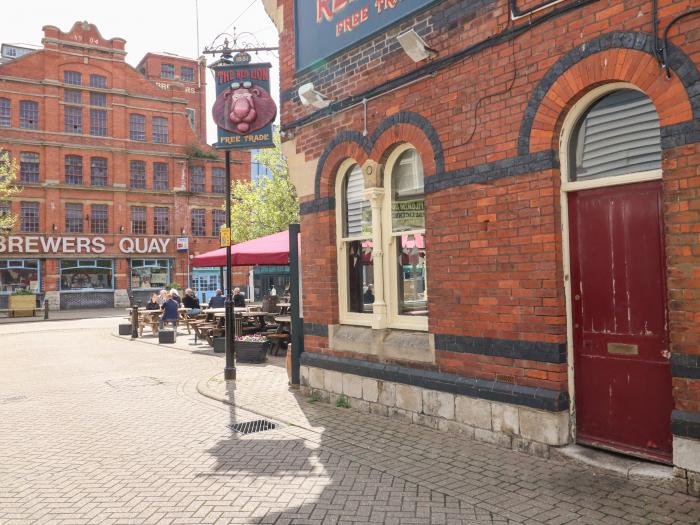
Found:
43,299 -> 49,320
131,305 -> 139,339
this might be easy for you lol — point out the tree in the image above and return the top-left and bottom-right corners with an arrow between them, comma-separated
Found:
229,134 -> 299,243
0,151 -> 19,232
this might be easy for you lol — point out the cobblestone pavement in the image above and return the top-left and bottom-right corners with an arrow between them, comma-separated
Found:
1,320 -> 699,524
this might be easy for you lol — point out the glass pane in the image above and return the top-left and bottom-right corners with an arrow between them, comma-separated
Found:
60,266 -> 112,290
392,149 -> 425,232
396,233 -> 427,316
343,165 -> 371,237
346,240 -> 373,314
0,266 -> 39,293
571,90 -> 661,182
131,262 -> 169,289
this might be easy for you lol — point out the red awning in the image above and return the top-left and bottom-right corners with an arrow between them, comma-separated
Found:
191,230 -> 297,267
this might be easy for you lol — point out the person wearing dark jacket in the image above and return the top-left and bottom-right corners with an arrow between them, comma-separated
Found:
183,288 -> 201,315
233,287 -> 246,308
145,293 -> 160,310
159,294 -> 180,336
209,289 -> 225,308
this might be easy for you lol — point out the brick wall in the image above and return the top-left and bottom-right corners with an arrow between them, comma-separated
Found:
275,0 -> 700,404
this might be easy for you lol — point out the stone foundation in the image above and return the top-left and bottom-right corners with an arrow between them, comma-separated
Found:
673,436 -> 700,497
300,364 -> 570,458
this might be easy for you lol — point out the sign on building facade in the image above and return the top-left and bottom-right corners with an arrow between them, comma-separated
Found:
294,0 -> 443,71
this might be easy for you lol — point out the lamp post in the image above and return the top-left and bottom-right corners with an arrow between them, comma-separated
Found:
223,149 -> 236,380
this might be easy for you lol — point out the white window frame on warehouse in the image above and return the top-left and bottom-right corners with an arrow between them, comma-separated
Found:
335,144 -> 428,332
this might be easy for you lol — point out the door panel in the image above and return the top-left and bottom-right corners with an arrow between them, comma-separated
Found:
569,181 -> 673,463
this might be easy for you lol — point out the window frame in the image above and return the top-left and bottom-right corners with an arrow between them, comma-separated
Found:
90,157 -> 108,186
160,63 -> 175,79
153,162 -> 169,190
191,208 -> 206,237
64,105 -> 83,133
153,207 -> 170,235
181,66 -> 194,82
19,100 -> 38,129
19,152 -> 39,183
131,206 -> 147,235
90,204 -> 109,234
382,144 -> 429,331
189,166 -> 205,193
89,108 -> 107,136
89,74 -> 107,88
129,114 -> 146,141
129,160 -> 147,189
65,202 -> 84,233
152,116 -> 168,143
335,159 -> 374,327
20,201 -> 39,233
63,71 -> 82,85
64,155 -> 83,185
0,98 -> 10,127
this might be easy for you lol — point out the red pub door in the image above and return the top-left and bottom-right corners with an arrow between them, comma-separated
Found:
568,181 -> 673,463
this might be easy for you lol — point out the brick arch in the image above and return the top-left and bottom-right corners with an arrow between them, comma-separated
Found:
518,31 -> 700,156
370,111 -> 444,178
315,131 -> 371,200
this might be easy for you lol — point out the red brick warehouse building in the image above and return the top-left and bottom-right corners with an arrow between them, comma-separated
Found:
265,0 -> 700,492
0,21 -> 249,310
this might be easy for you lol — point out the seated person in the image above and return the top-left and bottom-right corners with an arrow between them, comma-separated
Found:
159,293 -> 180,334
182,288 -> 201,315
170,288 -> 182,305
145,293 -> 160,311
233,287 -> 246,308
208,289 -> 225,308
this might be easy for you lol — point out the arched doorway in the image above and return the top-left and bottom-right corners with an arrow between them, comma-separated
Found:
561,84 -> 673,463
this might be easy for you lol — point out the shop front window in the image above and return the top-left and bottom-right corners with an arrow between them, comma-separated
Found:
0,260 -> 40,293
60,260 -> 113,290
130,259 -> 170,290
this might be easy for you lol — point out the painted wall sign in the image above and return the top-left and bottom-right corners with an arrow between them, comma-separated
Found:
0,236 -> 171,255
294,0 -> 443,71
212,62 -> 276,149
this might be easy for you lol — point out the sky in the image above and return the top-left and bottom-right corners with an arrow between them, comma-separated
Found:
0,0 -> 280,144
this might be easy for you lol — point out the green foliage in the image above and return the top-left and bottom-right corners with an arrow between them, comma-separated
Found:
307,390 -> 321,404
335,395 -> 351,409
0,152 -> 19,232
185,143 -> 219,161
230,133 -> 299,243
165,283 -> 182,291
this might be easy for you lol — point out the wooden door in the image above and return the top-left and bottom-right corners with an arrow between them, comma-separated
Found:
568,180 -> 673,463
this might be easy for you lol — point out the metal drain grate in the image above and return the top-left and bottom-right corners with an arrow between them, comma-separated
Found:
228,419 -> 278,435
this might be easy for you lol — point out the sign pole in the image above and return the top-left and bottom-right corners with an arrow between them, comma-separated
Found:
224,149 -> 236,381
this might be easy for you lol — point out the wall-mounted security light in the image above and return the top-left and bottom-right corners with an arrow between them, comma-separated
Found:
397,29 -> 437,62
298,82 -> 331,109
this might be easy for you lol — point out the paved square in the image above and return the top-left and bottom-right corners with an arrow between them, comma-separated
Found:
1,318 -> 699,524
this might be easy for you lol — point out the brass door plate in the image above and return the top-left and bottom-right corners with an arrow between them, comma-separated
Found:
607,343 -> 639,355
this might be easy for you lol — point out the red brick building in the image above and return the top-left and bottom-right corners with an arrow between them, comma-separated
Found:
0,21 -> 249,310
267,0 -> 700,491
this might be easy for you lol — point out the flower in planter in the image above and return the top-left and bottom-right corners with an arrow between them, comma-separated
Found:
235,333 -> 268,343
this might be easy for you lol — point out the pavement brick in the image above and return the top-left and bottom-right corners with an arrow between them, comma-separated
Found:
1,318 -> 700,524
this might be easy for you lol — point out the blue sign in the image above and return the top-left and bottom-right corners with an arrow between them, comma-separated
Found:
295,0 -> 442,72
211,60 -> 277,149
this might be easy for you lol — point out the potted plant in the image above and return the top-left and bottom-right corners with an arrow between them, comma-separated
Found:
235,333 -> 270,363
9,289 -> 37,317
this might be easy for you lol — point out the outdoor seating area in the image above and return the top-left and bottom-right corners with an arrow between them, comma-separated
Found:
122,296 -> 291,358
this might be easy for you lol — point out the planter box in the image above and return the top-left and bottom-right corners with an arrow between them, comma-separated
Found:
213,337 -> 225,354
9,295 -> 36,317
236,340 -> 269,363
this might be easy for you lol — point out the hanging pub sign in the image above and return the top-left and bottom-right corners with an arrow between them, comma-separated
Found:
212,56 -> 277,149
294,0 -> 443,72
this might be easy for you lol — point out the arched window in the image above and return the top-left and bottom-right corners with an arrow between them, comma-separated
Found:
387,148 -> 428,320
337,163 -> 373,318
570,89 -> 661,182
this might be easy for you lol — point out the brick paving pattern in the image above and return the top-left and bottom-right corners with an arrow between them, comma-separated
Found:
1,319 -> 699,524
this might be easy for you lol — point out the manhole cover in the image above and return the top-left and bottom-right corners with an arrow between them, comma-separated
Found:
106,376 -> 163,389
228,419 -> 278,435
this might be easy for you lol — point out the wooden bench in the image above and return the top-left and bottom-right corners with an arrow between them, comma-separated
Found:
267,333 -> 289,356
0,308 -> 42,318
